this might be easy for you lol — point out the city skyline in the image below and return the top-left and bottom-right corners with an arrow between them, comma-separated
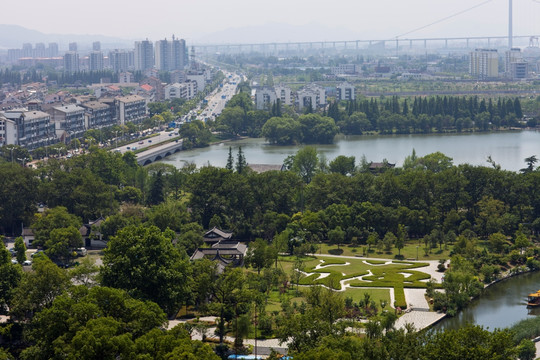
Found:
3,0 -> 540,44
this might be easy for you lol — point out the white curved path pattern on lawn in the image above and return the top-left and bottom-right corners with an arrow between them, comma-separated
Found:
309,254 -> 447,330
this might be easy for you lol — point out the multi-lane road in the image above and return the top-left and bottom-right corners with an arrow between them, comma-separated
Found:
112,71 -> 243,154
195,72 -> 243,122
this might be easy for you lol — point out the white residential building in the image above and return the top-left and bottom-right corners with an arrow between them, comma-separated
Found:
469,49 -> 499,79
336,82 -> 355,101
274,85 -> 292,106
297,84 -> 326,110
331,64 -> 359,75
254,87 -> 278,110
164,81 -> 197,100
186,71 -> 206,92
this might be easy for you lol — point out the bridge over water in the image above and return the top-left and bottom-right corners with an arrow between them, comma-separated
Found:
136,139 -> 183,166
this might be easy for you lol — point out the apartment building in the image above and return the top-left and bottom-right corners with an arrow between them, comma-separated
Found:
81,101 -> 115,129
297,84 -> 326,110
336,82 -> 355,101
164,81 -> 197,100
1,109 -> 56,149
49,104 -> 86,142
115,95 -> 147,125
469,49 -> 498,79
134,39 -> 154,71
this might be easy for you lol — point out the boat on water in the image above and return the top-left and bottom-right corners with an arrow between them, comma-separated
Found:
527,290 -> 540,307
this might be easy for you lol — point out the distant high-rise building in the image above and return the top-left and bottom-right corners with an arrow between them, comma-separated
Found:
7,49 -> 22,63
134,39 -> 154,71
63,51 -> 80,73
69,42 -> 78,52
154,36 -> 187,71
89,51 -> 104,71
48,43 -> 59,57
109,50 -> 130,72
93,41 -> 101,51
34,43 -> 46,58
505,48 -> 522,72
22,43 -> 33,58
469,49 -> 498,79
155,39 -> 171,71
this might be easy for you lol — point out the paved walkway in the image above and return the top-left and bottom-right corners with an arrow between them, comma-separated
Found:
395,310 -> 446,331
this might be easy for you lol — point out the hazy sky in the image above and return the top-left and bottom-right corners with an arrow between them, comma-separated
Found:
4,0 -> 540,42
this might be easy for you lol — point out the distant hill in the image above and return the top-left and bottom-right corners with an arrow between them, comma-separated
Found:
0,24 -> 132,51
193,22 -> 363,45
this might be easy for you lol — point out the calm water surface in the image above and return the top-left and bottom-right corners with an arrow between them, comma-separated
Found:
160,131 -> 540,172
432,271 -> 540,331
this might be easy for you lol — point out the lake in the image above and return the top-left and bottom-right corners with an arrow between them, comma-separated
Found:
159,130 -> 540,172
432,271 -> 540,332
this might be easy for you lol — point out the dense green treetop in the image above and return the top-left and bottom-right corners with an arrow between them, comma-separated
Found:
100,225 -> 192,316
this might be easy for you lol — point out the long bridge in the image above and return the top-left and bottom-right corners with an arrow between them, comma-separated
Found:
193,35 -> 540,55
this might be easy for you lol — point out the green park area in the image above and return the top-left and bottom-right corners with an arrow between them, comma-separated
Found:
270,255 -> 433,310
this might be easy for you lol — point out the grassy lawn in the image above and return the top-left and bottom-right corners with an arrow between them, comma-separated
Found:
345,288 -> 391,311
278,255 -> 434,309
317,242 -> 453,261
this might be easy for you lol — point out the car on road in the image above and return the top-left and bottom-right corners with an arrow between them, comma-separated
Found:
139,141 -> 144,145
23,260 -> 32,266
11,259 -> 17,264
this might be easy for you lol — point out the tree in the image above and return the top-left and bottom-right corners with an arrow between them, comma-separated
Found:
70,256 -> 99,287
246,238 -> 276,274
14,236 -> 26,264
31,207 -> 82,248
210,267 -> 250,344
217,106 -> 245,136
236,146 -> 247,174
0,163 -> 38,235
488,232 -> 506,253
261,117 -> 302,145
147,169 -> 164,205
0,245 -> 22,313
518,339 -> 536,360
44,226 -> 83,263
226,146 -> 234,170
293,146 -> 319,183
10,255 -> 70,319
329,155 -> 356,176
383,232 -> 396,252
20,286 -> 170,360
146,199 -> 190,232
298,113 -> 339,144
395,224 -> 406,256
100,225 -> 192,316
514,231 -> 530,253
521,155 -> 538,173
328,226 -> 345,249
